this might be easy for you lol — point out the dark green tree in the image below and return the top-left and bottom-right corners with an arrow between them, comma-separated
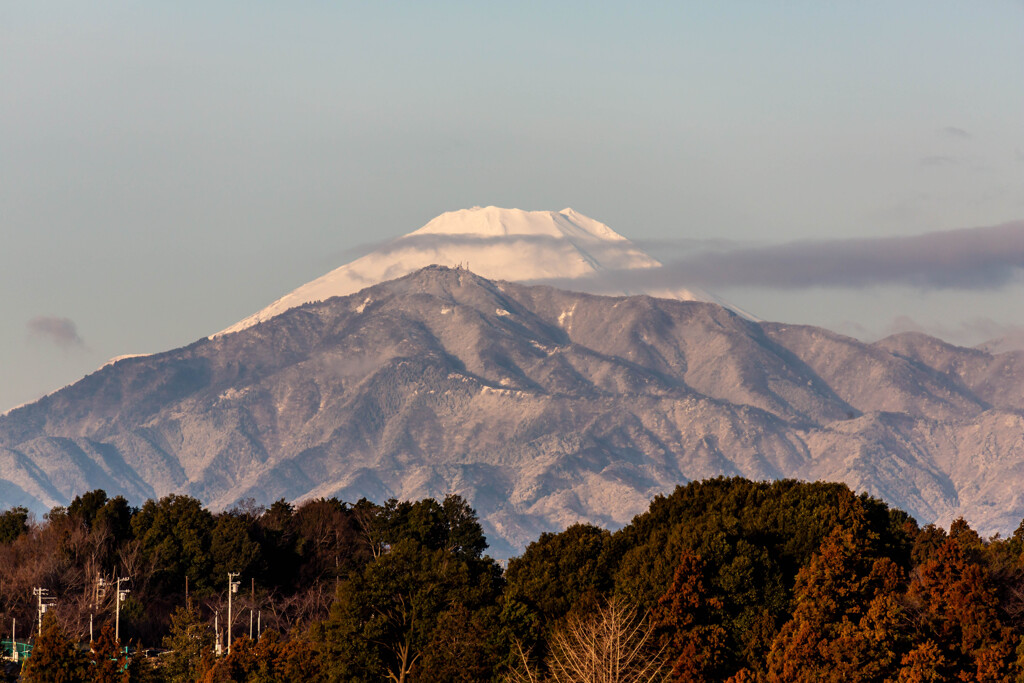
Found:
93,495 -> 134,544
210,512 -> 264,585
414,602 -> 498,682
315,496 -> 503,683
292,498 -> 364,586
610,477 -> 915,673
131,494 -> 214,593
503,522 -> 615,662
506,523 -> 614,625
162,602 -> 214,683
90,495 -> 136,570
254,499 -> 300,589
0,505 -> 29,544
68,489 -> 109,530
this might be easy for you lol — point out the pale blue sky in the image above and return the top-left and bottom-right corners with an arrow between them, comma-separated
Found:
2,1 -> 1023,411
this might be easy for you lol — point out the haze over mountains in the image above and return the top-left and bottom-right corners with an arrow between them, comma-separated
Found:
2,208 -> 1023,556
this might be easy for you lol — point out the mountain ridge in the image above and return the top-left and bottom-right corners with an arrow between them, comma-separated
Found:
2,266 -> 1023,556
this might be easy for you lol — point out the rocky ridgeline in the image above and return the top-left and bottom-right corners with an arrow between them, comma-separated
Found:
1,266 -> 1022,555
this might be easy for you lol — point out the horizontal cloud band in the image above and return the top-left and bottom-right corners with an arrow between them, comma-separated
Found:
347,219 -> 1024,291
531,220 -> 1024,291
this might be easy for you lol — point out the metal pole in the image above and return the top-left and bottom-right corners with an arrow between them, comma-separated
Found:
32,587 -> 48,636
92,574 -> 103,648
115,576 -> 130,644
227,572 -> 239,654
249,578 -> 254,639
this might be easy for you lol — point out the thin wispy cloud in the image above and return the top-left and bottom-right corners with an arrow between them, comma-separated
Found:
941,126 -> 972,140
27,316 -> 86,350
342,233 -> 576,259
340,233 -> 740,262
524,220 -> 1024,292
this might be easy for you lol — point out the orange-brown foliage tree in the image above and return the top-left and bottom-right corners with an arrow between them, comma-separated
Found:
765,514 -> 906,682
653,549 -> 728,683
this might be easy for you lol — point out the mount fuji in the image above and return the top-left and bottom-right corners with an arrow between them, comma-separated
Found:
218,206 -> 738,336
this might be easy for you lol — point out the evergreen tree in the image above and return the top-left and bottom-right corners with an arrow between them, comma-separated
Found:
315,496 -> 503,683
505,523 -> 614,626
765,515 -> 906,682
200,631 -> 324,683
90,621 -> 153,683
209,513 -> 264,586
653,550 -> 728,682
20,613 -> 90,683
91,621 -> 128,683
68,489 -> 109,530
0,506 -> 30,544
162,602 -> 214,683
131,494 -> 215,593
904,519 -> 1020,681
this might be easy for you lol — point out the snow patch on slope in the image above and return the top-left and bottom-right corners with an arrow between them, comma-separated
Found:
100,354 -> 151,370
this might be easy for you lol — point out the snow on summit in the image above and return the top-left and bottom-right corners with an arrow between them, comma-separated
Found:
217,206 -> 729,336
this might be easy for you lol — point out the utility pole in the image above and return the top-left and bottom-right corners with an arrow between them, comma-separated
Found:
214,610 -> 221,656
115,577 -> 130,644
249,577 -> 255,639
95,574 -> 106,608
32,587 -> 53,635
227,572 -> 240,654
91,574 -> 106,646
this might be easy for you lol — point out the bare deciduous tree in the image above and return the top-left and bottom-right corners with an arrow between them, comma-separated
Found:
503,639 -> 542,683
546,597 -> 667,683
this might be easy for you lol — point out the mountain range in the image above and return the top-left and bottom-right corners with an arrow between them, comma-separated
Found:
2,208 -> 1023,556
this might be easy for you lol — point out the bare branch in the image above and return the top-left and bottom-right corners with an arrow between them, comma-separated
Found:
547,597 -> 668,683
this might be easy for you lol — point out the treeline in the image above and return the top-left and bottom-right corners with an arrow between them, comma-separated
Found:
3,478 -> 1024,681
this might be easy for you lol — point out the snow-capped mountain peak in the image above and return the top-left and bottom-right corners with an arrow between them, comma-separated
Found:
415,206 -> 628,242
216,206 -> 729,336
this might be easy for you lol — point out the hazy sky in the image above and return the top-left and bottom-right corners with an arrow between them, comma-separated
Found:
2,2 -> 1023,412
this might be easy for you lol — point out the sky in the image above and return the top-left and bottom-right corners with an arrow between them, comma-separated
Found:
2,1 -> 1023,413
